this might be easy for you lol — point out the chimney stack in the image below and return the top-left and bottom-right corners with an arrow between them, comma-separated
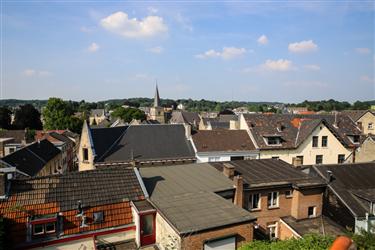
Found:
223,163 -> 235,179
234,175 -> 244,207
292,157 -> 302,168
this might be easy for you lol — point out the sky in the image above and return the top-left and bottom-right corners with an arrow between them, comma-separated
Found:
2,0 -> 375,103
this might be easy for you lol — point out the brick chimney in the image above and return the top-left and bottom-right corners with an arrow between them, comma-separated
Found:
223,163 -> 235,179
234,175 -> 244,207
0,173 -> 7,197
292,157 -> 302,168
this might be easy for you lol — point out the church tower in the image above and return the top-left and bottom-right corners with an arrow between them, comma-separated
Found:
149,84 -> 165,123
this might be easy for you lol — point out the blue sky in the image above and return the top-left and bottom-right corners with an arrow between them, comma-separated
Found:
2,1 -> 374,103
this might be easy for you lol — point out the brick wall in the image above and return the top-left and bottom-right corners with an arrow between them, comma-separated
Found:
181,222 -> 253,250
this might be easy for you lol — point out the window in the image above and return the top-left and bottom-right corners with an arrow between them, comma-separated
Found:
312,136 -> 318,147
208,156 -> 220,162
321,136 -> 328,147
267,192 -> 279,208
9,148 -> 15,154
93,211 -> 104,223
249,193 -> 261,210
308,206 -> 316,218
82,148 -> 89,161
267,137 -> 281,145
349,135 -> 360,144
45,222 -> 56,233
316,155 -> 323,164
271,156 -> 279,160
267,222 -> 278,240
230,156 -> 244,161
285,190 -> 293,198
338,154 -> 345,164
33,224 -> 44,235
296,156 -> 304,165
368,123 -> 373,130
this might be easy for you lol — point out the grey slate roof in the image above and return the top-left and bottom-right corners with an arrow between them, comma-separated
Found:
90,124 -> 195,163
90,109 -> 106,117
341,110 -> 374,122
7,166 -> 145,211
312,162 -> 375,217
1,139 -> 61,176
281,216 -> 346,237
170,111 -> 200,126
140,163 -> 255,234
210,159 -> 325,190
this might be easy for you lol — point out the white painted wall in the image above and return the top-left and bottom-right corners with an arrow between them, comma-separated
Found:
155,212 -> 181,250
196,152 -> 258,163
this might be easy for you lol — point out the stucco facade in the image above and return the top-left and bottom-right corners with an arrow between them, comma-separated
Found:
357,111 -> 375,135
356,136 -> 375,163
78,122 -> 95,171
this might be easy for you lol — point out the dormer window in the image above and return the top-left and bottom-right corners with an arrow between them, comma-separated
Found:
348,135 -> 360,144
30,214 -> 57,238
264,136 -> 282,146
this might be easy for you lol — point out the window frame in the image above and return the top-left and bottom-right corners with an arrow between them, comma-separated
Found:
308,206 -> 316,218
285,190 -> 293,198
321,136 -> 328,147
368,123 -> 373,130
82,148 -> 89,161
315,155 -> 323,164
338,154 -> 345,164
312,136 -> 318,148
267,192 -> 279,209
93,211 -> 104,224
267,222 -> 278,240
33,224 -> 45,236
249,193 -> 261,211
266,136 -> 282,146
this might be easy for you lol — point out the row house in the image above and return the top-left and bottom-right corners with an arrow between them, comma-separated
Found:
139,163 -> 256,249
78,122 -> 196,171
310,162 -> 375,234
210,159 -> 345,240
342,110 -> 375,135
199,114 -> 238,130
191,130 -> 259,162
238,113 -> 361,165
0,167 -> 145,249
35,131 -> 76,172
0,139 -> 63,177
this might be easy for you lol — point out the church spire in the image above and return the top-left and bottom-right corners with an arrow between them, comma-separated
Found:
154,83 -> 160,107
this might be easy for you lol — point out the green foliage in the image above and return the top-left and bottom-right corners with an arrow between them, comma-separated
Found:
0,107 -> 12,129
42,98 -> 83,133
111,107 -> 146,123
240,234 -> 334,250
290,99 -> 371,112
13,104 -> 43,129
350,230 -> 375,250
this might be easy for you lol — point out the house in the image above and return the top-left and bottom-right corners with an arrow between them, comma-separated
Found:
78,122 -> 196,171
0,130 -> 34,157
0,166 -> 146,249
170,110 -> 201,129
311,162 -> 375,233
191,130 -> 259,162
89,109 -> 108,125
342,110 -> 375,135
35,131 -> 76,172
239,114 -> 360,165
0,139 -> 62,177
149,85 -> 165,124
199,115 -> 238,130
139,163 -> 256,249
210,159 -> 339,240
286,107 -> 309,114
356,134 -> 375,163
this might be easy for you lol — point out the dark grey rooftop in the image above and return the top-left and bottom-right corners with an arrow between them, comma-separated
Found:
210,159 -> 325,190
140,163 -> 255,234
90,124 -> 195,163
313,162 -> 375,217
281,216 -> 346,237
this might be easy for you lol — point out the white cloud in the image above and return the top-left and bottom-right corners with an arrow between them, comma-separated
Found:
288,40 -> 318,53
262,59 -> 293,71
195,47 -> 246,60
360,75 -> 375,83
355,47 -> 371,54
87,42 -> 100,52
304,64 -> 320,71
257,35 -> 268,45
147,7 -> 159,14
22,69 -> 52,77
148,46 -> 164,54
100,11 -> 168,38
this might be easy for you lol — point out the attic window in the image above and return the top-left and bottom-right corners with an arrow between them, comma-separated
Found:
265,136 -> 282,146
93,211 -> 104,223
349,135 -> 360,144
30,215 -> 57,237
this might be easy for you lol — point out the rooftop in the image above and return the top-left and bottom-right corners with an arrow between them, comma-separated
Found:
140,163 -> 255,234
192,130 -> 256,152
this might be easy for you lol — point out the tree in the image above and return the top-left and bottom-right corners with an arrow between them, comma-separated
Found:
111,107 -> 146,123
13,104 -> 42,130
0,107 -> 12,129
42,98 -> 83,132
